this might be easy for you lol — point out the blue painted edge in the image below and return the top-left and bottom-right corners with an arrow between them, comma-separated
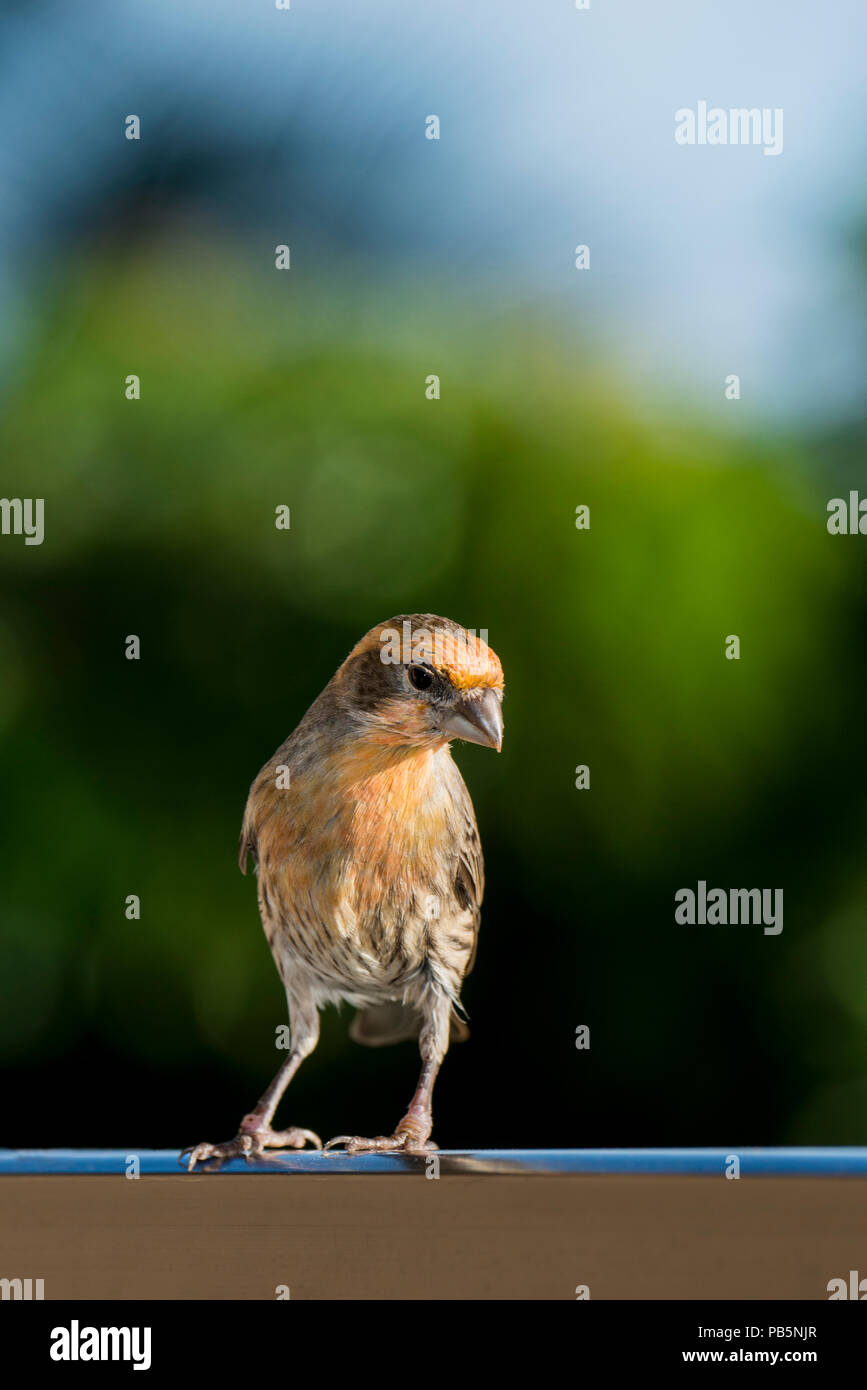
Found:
1,1148 -> 867,1176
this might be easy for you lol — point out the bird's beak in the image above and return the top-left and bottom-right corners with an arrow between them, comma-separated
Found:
440,688 -> 504,752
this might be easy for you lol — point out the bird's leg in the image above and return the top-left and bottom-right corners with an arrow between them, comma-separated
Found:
182,995 -> 321,1170
326,991 -> 451,1155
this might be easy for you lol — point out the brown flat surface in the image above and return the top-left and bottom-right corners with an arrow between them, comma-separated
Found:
1,1174 -> 863,1299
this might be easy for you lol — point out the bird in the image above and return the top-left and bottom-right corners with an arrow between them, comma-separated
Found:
182,613 -> 504,1167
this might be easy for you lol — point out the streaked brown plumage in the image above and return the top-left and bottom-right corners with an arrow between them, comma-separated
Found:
182,614 -> 504,1166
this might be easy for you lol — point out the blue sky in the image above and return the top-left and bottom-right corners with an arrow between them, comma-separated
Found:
1,0 -> 864,423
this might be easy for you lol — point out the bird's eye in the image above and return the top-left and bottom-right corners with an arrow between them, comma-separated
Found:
408,665 -> 433,692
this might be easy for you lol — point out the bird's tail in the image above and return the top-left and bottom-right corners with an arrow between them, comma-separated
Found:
350,1001 -> 469,1047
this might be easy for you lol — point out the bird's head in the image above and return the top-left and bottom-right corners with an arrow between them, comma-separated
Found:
334,614 -> 504,753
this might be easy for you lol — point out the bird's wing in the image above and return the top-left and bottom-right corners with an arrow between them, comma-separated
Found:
452,777 -> 485,979
238,799 -> 259,873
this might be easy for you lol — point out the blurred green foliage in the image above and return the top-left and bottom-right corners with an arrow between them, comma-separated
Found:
2,237 -> 866,1147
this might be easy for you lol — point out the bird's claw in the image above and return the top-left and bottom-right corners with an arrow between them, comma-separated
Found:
180,1125 -> 321,1172
323,1132 -> 438,1156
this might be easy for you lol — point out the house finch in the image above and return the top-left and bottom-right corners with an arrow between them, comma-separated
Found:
182,614 -> 504,1167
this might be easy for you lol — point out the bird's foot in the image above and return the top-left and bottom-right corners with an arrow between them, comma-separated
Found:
324,1114 -> 436,1157
181,1118 -> 321,1172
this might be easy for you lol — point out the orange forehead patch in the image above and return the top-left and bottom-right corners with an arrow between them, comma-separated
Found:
433,630 -> 503,691
353,618 -> 504,692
